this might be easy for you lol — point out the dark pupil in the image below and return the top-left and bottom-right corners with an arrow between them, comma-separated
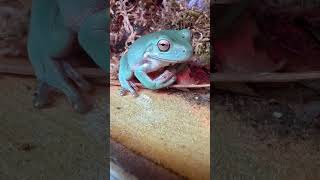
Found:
161,43 -> 166,46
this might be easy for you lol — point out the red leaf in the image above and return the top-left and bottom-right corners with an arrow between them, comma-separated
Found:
176,66 -> 197,85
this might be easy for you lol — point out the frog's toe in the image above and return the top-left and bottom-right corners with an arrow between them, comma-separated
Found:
131,91 -> 139,97
129,81 -> 138,91
32,82 -> 52,109
163,70 -> 175,78
77,80 -> 93,93
161,75 -> 177,88
154,70 -> 175,84
73,103 -> 90,114
62,62 -> 93,93
119,87 -> 138,97
33,92 -> 49,108
69,96 -> 90,113
168,75 -> 177,84
119,80 -> 138,97
119,88 -> 127,96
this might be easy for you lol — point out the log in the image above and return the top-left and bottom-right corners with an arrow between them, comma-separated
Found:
3,58 -> 320,84
0,60 -> 210,88
0,62 -> 106,78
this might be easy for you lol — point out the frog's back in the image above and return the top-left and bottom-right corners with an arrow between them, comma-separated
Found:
57,0 -> 107,31
126,33 -> 156,63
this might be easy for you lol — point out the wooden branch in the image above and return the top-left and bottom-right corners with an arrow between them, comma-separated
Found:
110,81 -> 210,88
0,63 -> 106,78
0,63 -> 209,89
3,59 -> 320,85
212,72 -> 320,82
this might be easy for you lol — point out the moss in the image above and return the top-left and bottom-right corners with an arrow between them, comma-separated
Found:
110,0 -> 210,65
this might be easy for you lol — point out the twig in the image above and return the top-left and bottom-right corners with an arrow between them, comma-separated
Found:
0,63 -> 209,89
0,63 -> 106,78
110,80 -> 210,88
212,72 -> 320,82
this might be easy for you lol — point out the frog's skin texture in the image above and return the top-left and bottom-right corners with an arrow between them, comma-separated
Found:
118,29 -> 193,96
27,0 -> 108,113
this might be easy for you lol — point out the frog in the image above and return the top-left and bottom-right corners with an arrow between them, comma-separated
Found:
27,0 -> 108,113
118,29 -> 193,96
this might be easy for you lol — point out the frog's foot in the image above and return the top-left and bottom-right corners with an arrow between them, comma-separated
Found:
135,69 -> 177,90
67,93 -> 91,113
154,74 -> 176,89
151,70 -> 177,89
154,70 -> 175,83
62,61 -> 93,93
32,81 -> 90,113
33,81 -> 52,109
32,68 -> 90,113
40,61 -> 90,113
119,81 -> 138,97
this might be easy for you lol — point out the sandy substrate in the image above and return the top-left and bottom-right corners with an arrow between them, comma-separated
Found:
213,90 -> 320,180
0,75 -> 210,180
110,86 -> 210,180
0,76 -> 107,180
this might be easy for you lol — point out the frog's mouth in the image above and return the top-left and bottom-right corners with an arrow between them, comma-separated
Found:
147,54 -> 189,64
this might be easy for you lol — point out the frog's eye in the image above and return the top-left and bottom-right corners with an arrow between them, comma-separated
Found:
157,39 -> 170,52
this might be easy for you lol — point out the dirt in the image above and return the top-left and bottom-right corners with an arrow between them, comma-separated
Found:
0,0 -> 29,57
166,88 -> 210,107
0,76 -> 108,180
213,83 -> 320,180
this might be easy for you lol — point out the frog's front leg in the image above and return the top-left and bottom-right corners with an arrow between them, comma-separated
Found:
118,54 -> 138,96
134,66 -> 177,90
28,0 -> 89,113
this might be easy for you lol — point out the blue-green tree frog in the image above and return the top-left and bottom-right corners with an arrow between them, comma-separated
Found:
118,29 -> 193,96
